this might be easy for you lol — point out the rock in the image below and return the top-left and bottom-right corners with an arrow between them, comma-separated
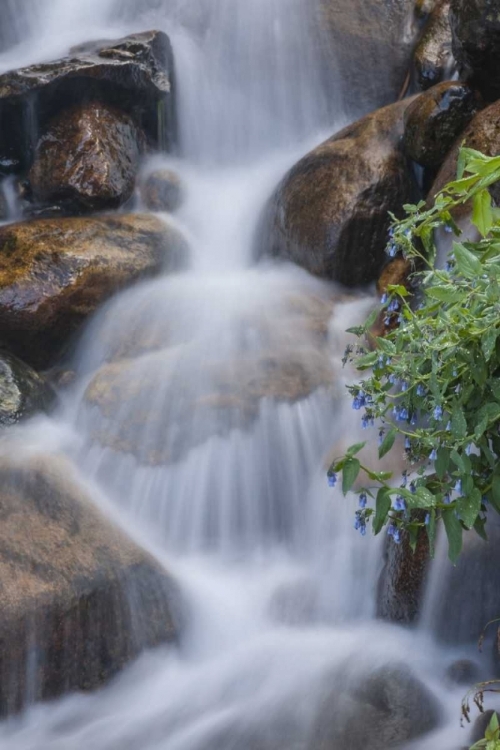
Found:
377,522 -> 430,624
0,214 -> 189,369
416,0 -> 438,18
445,659 -> 481,686
312,662 -> 440,750
28,102 -> 144,214
317,0 -> 417,113
0,454 -> 180,715
470,711 -> 499,745
450,0 -> 500,102
404,82 -> 480,168
141,168 -> 183,213
0,30 -> 176,172
0,351 -> 54,425
414,0 -> 454,90
257,98 -> 416,287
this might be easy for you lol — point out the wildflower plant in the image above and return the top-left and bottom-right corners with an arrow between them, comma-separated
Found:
328,147 -> 500,563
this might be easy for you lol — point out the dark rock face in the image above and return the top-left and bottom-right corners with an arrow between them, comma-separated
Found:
0,351 -> 54,425
311,662 -> 440,750
0,30 -> 176,174
257,99 -> 416,287
377,524 -> 430,624
404,81 -> 480,168
414,0 -> 454,90
28,102 -> 144,213
0,214 -> 189,368
450,0 -> 500,102
141,168 -> 183,212
0,455 -> 180,716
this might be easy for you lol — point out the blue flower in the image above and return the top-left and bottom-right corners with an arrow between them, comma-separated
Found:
359,493 -> 367,509
455,479 -> 462,494
393,528 -> 402,544
380,293 -> 388,305
387,523 -> 395,537
362,414 -> 374,429
417,384 -> 426,397
444,225 -> 453,234
328,473 -> 337,488
465,443 -> 472,456
405,437 -> 411,451
444,492 -> 451,504
433,405 -> 443,420
387,243 -> 397,258
398,407 -> 409,421
393,495 -> 406,512
429,448 -> 438,461
401,472 -> 408,488
401,381 -> 408,392
410,482 -> 417,494
360,524 -> 367,536
352,396 -> 363,410
388,299 -> 400,313
425,513 -> 431,526
446,421 -> 452,431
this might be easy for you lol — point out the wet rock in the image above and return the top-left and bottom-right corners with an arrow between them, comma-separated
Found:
312,662 -> 440,750
0,351 -> 54,425
257,98 -> 416,287
470,711 -> 499,745
377,257 -> 414,296
0,30 -> 176,172
141,168 -> 183,212
404,81 -> 480,168
0,454 -> 180,716
377,522 -> 430,624
414,0 -> 454,90
28,102 -> 144,214
450,0 -> 500,102
445,659 -> 481,686
0,214 -> 189,368
416,0 -> 438,18
317,0 -> 417,113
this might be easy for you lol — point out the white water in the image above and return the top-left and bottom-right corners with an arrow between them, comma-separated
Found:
0,1 -> 493,749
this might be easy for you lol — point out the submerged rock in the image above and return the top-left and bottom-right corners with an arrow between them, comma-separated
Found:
257,98 -> 416,287
0,351 -> 54,425
0,455 -> 180,716
404,81 -> 480,168
0,30 -> 176,172
141,168 -> 183,213
414,0 -> 454,90
28,102 -> 144,214
0,214 -> 189,368
450,0 -> 500,102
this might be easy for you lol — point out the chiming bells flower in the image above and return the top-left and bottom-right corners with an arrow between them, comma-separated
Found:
393,495 -> 406,512
429,448 -> 438,461
359,493 -> 367,509
433,405 -> 443,420
328,473 -> 337,488
424,513 -> 431,526
416,384 -> 426,397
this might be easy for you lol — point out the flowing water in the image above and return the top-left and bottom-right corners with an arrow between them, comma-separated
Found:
0,1 -> 494,748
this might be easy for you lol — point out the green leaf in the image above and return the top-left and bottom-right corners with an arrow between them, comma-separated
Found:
474,514 -> 488,541
442,508 -> 463,563
451,405 -> 467,439
378,428 -> 397,460
482,328 -> 498,361
426,286 -> 464,303
453,242 -> 483,279
491,475 -> 500,514
373,488 -> 391,534
342,458 -> 361,494
456,487 -> 481,529
347,442 -> 367,457
473,188 -> 493,237
435,447 -> 449,480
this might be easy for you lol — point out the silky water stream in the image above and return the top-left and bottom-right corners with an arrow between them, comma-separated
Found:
0,1 -> 493,748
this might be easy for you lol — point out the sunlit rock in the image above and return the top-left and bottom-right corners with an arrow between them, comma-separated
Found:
28,102 -> 145,214
0,351 -> 54,425
0,30 -> 176,173
404,81 -> 480,169
140,168 -> 184,213
0,214 -> 189,368
0,454 -> 180,716
257,98 -> 416,287
414,0 -> 454,90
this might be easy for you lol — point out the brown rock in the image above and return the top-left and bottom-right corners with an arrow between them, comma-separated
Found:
0,454 -> 180,716
404,81 -> 480,168
450,0 -> 500,102
414,0 -> 454,90
0,213 -> 189,368
28,102 -> 144,214
0,350 -> 55,425
141,168 -> 183,213
257,98 -> 417,287
0,30 -> 176,172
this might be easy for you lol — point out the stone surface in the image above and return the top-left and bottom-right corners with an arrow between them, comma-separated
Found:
450,0 -> 500,102
0,454 -> 180,716
0,351 -> 54,425
414,0 -> 454,90
404,81 -> 480,168
317,0 -> 417,113
445,659 -> 480,686
28,102 -> 144,214
311,662 -> 440,750
0,30 -> 176,173
257,98 -> 416,287
141,168 -> 183,212
0,213 -> 189,368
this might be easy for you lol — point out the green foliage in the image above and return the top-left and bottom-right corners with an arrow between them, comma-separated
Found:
470,712 -> 500,750
330,147 -> 500,562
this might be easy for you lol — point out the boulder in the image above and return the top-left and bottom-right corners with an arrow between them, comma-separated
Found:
0,214 -> 189,368
257,98 -> 416,287
0,454 -> 180,716
0,30 -> 176,173
414,0 -> 454,90
404,81 -> 480,168
0,351 -> 55,425
140,168 -> 183,213
28,102 -> 144,214
311,662 -> 440,750
317,0 -> 417,113
450,0 -> 500,102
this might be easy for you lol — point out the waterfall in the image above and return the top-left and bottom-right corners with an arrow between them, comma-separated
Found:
0,1 -> 493,749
